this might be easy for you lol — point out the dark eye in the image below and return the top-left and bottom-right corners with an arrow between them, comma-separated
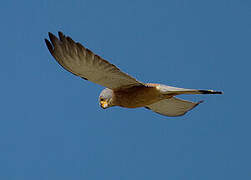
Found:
100,98 -> 104,101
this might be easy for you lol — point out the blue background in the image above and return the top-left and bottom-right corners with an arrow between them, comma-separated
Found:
1,0 -> 250,179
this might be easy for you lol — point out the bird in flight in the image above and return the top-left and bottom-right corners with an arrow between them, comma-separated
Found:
45,32 -> 222,117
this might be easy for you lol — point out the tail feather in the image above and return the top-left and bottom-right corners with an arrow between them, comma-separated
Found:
198,90 -> 223,94
171,89 -> 223,95
154,84 -> 223,95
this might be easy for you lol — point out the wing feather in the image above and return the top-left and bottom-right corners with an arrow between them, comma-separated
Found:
45,32 -> 143,90
145,97 -> 203,117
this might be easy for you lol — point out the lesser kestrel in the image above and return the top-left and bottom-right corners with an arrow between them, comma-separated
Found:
45,32 -> 222,117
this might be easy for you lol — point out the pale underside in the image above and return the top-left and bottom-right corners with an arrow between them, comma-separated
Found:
145,97 -> 203,117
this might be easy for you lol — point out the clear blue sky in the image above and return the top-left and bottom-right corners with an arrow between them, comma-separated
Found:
1,0 -> 250,179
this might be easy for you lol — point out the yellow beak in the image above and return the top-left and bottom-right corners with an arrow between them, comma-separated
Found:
100,100 -> 108,109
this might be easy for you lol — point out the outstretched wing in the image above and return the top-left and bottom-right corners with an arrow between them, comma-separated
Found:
145,97 -> 203,117
45,32 -> 143,90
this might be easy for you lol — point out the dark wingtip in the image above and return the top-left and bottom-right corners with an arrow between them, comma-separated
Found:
58,31 -> 63,35
199,90 -> 223,95
193,100 -> 204,108
48,32 -> 59,45
44,38 -> 54,54
48,32 -> 54,40
58,31 -> 64,41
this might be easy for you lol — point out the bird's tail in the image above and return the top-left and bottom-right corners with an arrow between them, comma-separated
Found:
156,85 -> 223,96
170,89 -> 223,95
195,89 -> 223,94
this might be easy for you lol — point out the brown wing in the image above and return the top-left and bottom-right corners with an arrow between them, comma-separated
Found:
145,97 -> 203,117
45,32 -> 143,90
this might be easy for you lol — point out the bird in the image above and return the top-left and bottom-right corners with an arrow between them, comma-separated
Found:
45,31 -> 222,117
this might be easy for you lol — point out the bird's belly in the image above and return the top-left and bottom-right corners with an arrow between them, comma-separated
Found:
113,86 -> 162,108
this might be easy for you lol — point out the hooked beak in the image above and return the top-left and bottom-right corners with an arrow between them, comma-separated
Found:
100,100 -> 108,109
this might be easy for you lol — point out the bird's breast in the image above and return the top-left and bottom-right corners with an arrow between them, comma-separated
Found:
113,86 -> 162,108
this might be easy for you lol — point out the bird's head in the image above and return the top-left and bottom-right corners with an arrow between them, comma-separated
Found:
99,88 -> 114,109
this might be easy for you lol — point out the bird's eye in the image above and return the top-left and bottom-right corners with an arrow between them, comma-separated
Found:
100,98 -> 104,101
